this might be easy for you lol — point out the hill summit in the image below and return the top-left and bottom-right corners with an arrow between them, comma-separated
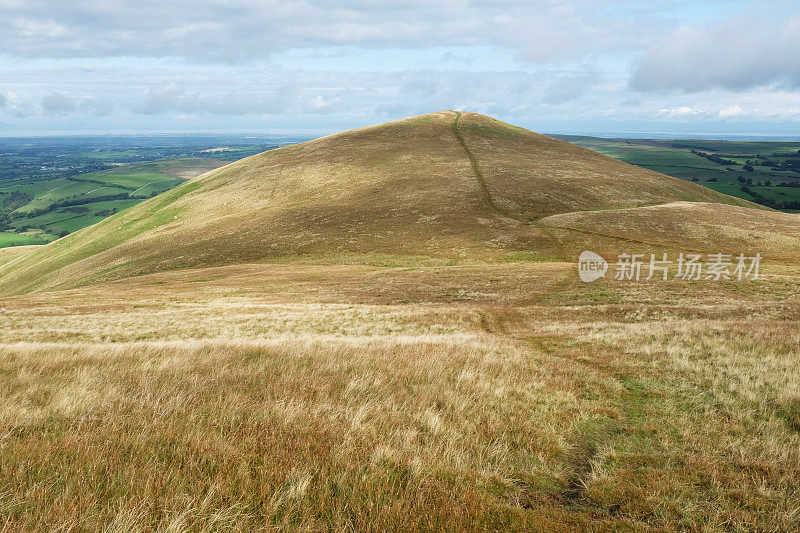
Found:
1,110 -> 797,295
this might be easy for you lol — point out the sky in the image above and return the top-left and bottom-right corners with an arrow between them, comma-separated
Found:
1,0 -> 799,137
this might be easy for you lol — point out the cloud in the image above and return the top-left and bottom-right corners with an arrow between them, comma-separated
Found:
41,91 -> 76,115
0,0 -> 659,64
3,1 -> 800,136
80,97 -> 115,117
135,84 -> 193,115
719,105 -> 744,118
0,93 -> 6,108
438,51 -> 477,68
36,93 -> 115,118
133,84 -> 300,115
541,72 -> 597,105
303,95 -> 342,114
631,11 -> 800,92
656,106 -> 702,118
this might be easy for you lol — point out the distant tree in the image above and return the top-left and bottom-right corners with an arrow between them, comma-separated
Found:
743,164 -> 754,172
2,191 -> 33,211
784,200 -> 800,209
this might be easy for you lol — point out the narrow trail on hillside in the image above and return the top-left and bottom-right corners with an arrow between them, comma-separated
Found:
451,112 -> 526,222
451,111 -> 567,259
450,112 -> 704,260
547,224 -> 710,255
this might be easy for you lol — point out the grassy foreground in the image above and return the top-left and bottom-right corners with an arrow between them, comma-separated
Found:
1,262 -> 799,531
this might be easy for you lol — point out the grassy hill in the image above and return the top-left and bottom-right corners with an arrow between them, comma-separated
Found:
0,110 -> 794,296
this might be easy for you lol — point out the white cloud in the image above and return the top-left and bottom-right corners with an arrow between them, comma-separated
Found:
0,0 -> 660,64
80,97 -> 115,117
718,105 -> 744,118
304,95 -> 342,114
631,10 -> 800,92
1,0 -> 800,135
656,106 -> 702,118
133,84 -> 300,116
11,17 -> 68,38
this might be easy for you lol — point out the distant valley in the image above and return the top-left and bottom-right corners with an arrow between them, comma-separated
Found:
0,135 -> 305,247
556,135 -> 800,211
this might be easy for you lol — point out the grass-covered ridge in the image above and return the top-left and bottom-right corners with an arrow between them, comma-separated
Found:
0,110 -> 786,296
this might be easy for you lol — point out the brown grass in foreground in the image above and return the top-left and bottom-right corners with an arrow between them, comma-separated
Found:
0,262 -> 799,531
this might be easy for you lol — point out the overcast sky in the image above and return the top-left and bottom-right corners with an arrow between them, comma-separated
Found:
1,0 -> 799,137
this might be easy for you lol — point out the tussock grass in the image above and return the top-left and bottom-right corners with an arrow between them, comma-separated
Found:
0,336 -> 595,531
1,263 -> 799,530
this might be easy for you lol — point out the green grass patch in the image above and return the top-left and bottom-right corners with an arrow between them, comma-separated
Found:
0,231 -> 47,247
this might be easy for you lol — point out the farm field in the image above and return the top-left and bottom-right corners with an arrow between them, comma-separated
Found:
557,136 -> 800,211
0,159 -> 227,243
9,198 -> 141,234
0,230 -> 49,247
0,136 -> 307,248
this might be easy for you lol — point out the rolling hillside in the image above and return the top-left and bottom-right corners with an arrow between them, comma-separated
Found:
0,110 -> 795,295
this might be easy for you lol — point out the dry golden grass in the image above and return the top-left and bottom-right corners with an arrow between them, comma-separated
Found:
0,246 -> 40,269
542,201 -> 800,260
456,113 -> 758,218
1,262 -> 799,531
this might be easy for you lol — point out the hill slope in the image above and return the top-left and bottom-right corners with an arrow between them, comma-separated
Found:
0,110 -> 794,295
